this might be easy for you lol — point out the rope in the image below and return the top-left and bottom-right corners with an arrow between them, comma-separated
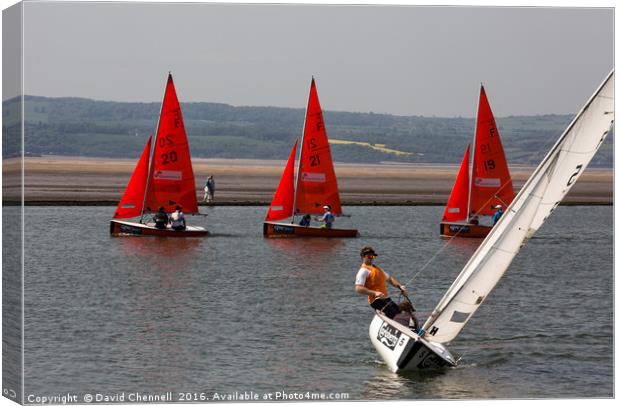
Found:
404,180 -> 514,287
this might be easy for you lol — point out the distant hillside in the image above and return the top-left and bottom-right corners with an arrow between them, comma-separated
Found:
2,95 -> 613,167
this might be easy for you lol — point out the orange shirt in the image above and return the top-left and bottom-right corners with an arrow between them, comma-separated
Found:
360,264 -> 389,304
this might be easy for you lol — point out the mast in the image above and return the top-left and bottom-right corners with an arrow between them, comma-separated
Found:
466,83 -> 483,221
139,72 -> 169,223
291,76 -> 313,223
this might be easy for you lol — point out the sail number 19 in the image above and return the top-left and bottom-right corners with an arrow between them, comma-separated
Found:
483,159 -> 496,171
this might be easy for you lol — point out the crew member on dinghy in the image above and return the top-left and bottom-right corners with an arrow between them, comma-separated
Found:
354,246 -> 407,319
170,205 -> 187,231
299,214 -> 311,227
317,205 -> 335,229
492,204 -> 504,225
152,207 -> 169,230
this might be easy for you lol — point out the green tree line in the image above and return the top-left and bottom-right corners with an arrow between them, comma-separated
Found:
2,95 -> 613,167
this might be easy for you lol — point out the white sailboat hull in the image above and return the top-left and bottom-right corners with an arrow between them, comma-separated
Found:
369,312 -> 457,372
110,219 -> 209,237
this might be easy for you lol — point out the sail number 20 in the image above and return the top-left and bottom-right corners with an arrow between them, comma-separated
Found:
159,134 -> 177,165
161,151 -> 178,165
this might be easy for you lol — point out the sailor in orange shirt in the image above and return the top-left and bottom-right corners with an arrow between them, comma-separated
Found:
354,246 -> 408,319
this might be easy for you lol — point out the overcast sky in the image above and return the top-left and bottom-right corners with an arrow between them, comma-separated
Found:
2,1 -> 615,117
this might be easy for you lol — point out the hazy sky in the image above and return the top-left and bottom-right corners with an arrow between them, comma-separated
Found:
2,1 -> 615,117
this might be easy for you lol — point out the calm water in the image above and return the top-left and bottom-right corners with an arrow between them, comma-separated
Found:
20,205 -> 612,401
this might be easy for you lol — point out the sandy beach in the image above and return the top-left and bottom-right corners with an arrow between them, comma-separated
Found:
2,156 -> 613,205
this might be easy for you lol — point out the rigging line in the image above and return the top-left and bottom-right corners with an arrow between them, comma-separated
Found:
405,178 -> 514,287
404,230 -> 462,286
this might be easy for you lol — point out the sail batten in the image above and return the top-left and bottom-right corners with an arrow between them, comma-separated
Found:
423,71 -> 614,344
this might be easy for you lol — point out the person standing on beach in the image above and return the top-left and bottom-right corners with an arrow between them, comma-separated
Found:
355,246 -> 407,319
204,175 -> 215,203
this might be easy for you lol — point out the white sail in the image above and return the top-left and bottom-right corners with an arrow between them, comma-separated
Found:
421,71 -> 614,344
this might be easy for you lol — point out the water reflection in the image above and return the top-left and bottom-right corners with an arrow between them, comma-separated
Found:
264,237 -> 345,269
113,236 -> 206,388
363,364 -> 505,399
116,236 -> 202,267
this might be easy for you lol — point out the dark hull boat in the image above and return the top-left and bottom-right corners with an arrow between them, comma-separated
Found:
439,221 -> 492,238
263,221 -> 358,238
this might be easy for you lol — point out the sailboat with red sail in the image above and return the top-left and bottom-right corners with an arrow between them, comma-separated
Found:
263,78 -> 358,238
109,73 -> 208,237
440,85 -> 514,238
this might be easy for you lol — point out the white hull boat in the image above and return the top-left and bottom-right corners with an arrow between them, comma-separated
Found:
369,312 -> 457,372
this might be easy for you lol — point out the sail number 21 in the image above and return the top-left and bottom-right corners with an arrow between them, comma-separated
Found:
309,154 -> 321,166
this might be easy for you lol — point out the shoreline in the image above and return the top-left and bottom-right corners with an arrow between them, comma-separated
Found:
2,156 -> 614,205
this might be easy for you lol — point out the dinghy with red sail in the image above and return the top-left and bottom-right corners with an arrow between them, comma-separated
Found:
440,85 -> 514,238
110,73 -> 208,237
263,78 -> 358,238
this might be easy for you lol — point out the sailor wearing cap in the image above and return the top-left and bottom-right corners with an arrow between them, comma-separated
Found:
317,205 -> 335,229
355,246 -> 408,319
492,204 -> 504,225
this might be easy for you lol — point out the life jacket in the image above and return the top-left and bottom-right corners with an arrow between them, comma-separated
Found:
362,264 -> 388,304
170,211 -> 185,228
154,212 -> 168,224
324,212 -> 334,224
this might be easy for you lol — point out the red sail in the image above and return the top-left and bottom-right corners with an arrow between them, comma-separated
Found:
470,85 -> 514,216
294,78 -> 342,215
265,139 -> 298,221
145,74 -> 199,214
442,144 -> 470,222
113,136 -> 152,219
